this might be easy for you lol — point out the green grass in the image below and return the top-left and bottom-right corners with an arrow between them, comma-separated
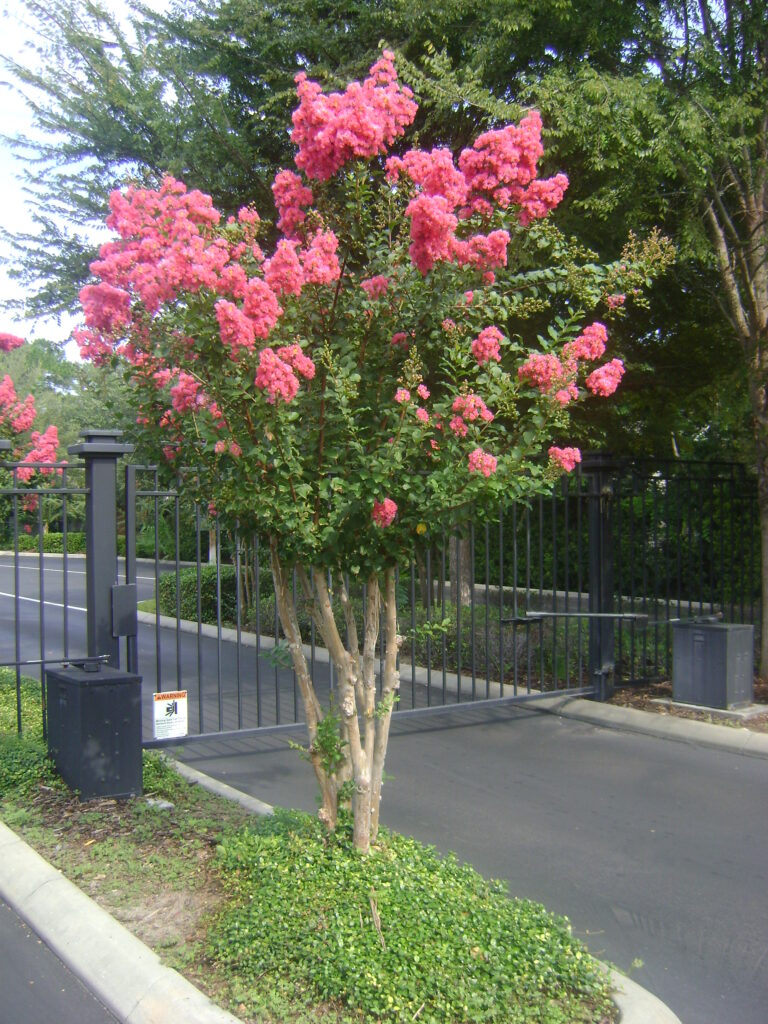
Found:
1,687 -> 615,1024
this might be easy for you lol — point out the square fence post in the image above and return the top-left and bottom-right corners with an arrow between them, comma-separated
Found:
68,430 -> 134,666
582,453 -> 618,700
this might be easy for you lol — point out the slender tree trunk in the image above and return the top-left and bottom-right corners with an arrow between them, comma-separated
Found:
269,539 -> 337,827
371,567 -> 402,839
449,534 -> 472,606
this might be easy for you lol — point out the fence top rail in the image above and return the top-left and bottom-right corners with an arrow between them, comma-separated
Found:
0,485 -> 88,497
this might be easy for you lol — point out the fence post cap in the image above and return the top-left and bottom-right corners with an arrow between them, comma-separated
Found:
0,439 -> 11,452
68,429 -> 134,458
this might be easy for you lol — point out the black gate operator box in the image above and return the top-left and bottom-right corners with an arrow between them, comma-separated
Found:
46,663 -> 143,800
672,621 -> 753,710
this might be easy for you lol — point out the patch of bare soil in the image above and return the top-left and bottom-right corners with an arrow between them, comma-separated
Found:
18,787 -> 240,975
608,678 -> 768,732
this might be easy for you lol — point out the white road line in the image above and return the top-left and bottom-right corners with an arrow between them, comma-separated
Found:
0,563 -> 156,583
0,591 -> 87,612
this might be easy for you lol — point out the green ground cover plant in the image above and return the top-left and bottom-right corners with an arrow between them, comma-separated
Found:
0,681 -> 616,1023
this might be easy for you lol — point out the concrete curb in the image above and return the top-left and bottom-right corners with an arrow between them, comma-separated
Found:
603,965 -> 683,1024
0,821 -> 240,1024
532,693 -> 768,759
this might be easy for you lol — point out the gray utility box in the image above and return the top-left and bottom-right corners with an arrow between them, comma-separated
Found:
46,663 -> 143,800
672,621 -> 753,709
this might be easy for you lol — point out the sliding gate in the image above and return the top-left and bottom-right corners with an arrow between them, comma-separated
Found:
2,433 -> 760,743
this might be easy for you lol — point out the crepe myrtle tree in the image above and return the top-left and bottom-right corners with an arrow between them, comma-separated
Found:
0,333 -> 62,502
75,52 -> 669,852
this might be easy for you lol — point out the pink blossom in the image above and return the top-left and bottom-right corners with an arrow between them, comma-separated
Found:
386,148 -> 468,207
0,333 -> 25,352
452,393 -> 494,423
391,331 -> 409,348
417,384 -> 430,400
563,322 -> 608,363
254,347 -> 300,403
292,51 -> 417,181
276,343 -> 316,380
406,193 -> 458,274
395,388 -> 410,404
518,352 -> 566,394
16,426 -> 61,483
468,447 -> 498,477
449,415 -> 468,437
586,359 -> 625,397
360,275 -> 390,299
605,294 -> 626,309
170,371 -> 206,413
452,231 -> 510,271
482,271 -> 495,286
442,319 -> 456,332
243,278 -> 283,338
215,299 -> 256,355
554,383 -> 579,406
517,174 -> 569,226
372,497 -> 398,527
301,230 -> 341,286
80,283 -> 132,333
416,406 -> 429,424
237,206 -> 260,225
548,446 -> 582,473
471,326 -> 503,366
272,169 -> 313,238
464,290 -> 474,304
263,239 -> 304,296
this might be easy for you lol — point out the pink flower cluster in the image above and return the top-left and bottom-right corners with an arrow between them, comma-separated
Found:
0,375 -> 36,434
471,326 -> 503,366
518,352 -> 565,393
586,359 -> 624,397
0,333 -> 25,353
360,275 -> 390,299
214,439 -> 243,457
17,426 -> 61,483
301,230 -> 341,286
548,446 -> 582,473
262,231 -> 341,296
90,176 -> 229,315
458,112 -> 569,226
272,169 -> 313,238
80,282 -> 132,334
387,109 -> 567,274
254,344 -> 316,404
450,393 -> 494,436
563,322 -> 607,363
291,51 -> 417,181
215,299 -> 256,355
372,497 -> 397,527
170,371 -> 206,414
468,447 -> 498,477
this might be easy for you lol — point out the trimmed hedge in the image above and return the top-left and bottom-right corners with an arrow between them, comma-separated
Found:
14,532 -> 86,553
157,564 -> 239,623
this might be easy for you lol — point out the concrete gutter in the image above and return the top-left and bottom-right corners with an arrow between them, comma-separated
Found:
533,693 -> 768,759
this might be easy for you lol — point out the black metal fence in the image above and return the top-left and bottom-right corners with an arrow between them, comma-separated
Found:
0,433 -> 760,742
